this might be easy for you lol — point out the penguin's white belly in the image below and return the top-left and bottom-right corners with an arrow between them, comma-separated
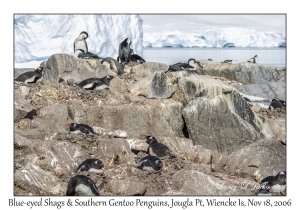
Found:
75,184 -> 95,196
70,130 -> 82,134
142,166 -> 160,173
88,168 -> 105,173
95,85 -> 108,90
83,83 -> 95,89
257,192 -> 272,196
270,184 -> 286,193
75,41 -> 87,53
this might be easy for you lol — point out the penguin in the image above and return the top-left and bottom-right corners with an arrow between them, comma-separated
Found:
130,49 -> 146,63
165,58 -> 197,73
77,159 -> 104,173
137,155 -> 163,173
260,171 -> 286,194
145,135 -> 176,158
68,123 -> 99,135
256,183 -> 272,196
75,75 -> 115,90
118,38 -> 131,64
279,99 -> 286,107
208,58 -> 213,61
101,57 -> 125,75
14,66 -> 44,84
269,98 -> 284,110
251,55 -> 258,64
66,175 -> 100,196
75,49 -> 100,59
73,31 -> 88,53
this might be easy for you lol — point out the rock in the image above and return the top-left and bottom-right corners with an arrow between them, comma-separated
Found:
197,61 -> 286,85
234,81 -> 286,99
108,130 -> 128,138
43,54 -> 116,86
251,102 -> 262,113
109,76 -> 128,93
14,89 -> 36,123
126,139 -> 148,153
225,139 -> 286,182
130,62 -> 169,80
129,72 -> 175,99
157,136 -> 194,158
172,169 -> 256,195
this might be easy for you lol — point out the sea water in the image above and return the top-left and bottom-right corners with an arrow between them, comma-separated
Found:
143,47 -> 286,67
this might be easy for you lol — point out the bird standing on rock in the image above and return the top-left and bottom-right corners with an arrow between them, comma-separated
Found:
74,31 -> 88,53
251,55 -> 258,63
145,135 -> 176,158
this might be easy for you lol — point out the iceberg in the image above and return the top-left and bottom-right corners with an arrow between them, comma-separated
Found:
14,15 -> 143,67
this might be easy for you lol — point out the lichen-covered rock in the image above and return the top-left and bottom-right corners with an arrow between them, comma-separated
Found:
130,62 -> 169,80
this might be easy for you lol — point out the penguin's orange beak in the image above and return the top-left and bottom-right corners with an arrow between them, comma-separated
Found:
100,163 -> 104,167
68,124 -> 71,127
159,163 -> 163,167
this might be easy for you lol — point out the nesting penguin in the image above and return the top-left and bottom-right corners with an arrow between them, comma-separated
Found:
101,57 -> 125,75
129,49 -> 146,63
73,31 -> 88,53
256,183 -> 272,196
166,58 -> 198,73
145,136 -> 176,158
75,75 -> 115,90
251,55 -> 258,63
118,38 -> 131,64
77,159 -> 104,173
269,98 -> 284,110
137,155 -> 163,173
68,123 -> 99,135
259,171 -> 286,194
222,60 -> 233,63
74,49 -> 100,59
208,58 -> 213,61
66,175 -> 100,196
14,66 -> 44,84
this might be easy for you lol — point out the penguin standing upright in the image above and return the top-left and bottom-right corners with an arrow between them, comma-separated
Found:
251,55 -> 258,63
118,38 -> 131,64
66,175 -> 100,196
74,31 -> 88,53
77,159 -> 104,173
68,123 -> 99,135
165,58 -> 197,73
14,66 -> 44,84
137,155 -> 163,173
145,136 -> 176,158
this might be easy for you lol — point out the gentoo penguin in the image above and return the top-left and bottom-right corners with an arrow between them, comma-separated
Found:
101,57 -> 125,75
130,49 -> 146,63
66,175 -> 100,196
279,99 -> 286,107
74,49 -> 100,59
118,38 -> 131,64
137,155 -> 163,173
75,75 -> 115,90
208,58 -> 213,61
222,60 -> 232,63
256,183 -> 272,196
68,123 -> 99,135
251,55 -> 258,64
260,171 -> 286,194
77,159 -> 104,173
269,98 -> 284,110
145,135 -> 176,158
73,31 -> 88,53
165,58 -> 198,73
14,66 -> 44,84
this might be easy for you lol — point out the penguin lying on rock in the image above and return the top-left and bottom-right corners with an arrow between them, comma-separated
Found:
66,175 -> 105,196
145,135 -> 176,158
257,171 -> 286,195
269,98 -> 286,110
137,155 -> 163,173
165,58 -> 197,73
68,123 -> 99,135
75,75 -> 115,90
77,159 -> 104,173
75,49 -> 101,59
129,49 -> 146,63
14,66 -> 45,84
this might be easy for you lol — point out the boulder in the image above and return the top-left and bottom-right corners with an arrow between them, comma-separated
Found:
43,54 -> 116,86
130,62 -> 169,80
14,89 -> 36,123
225,139 -> 286,182
197,60 -> 286,85
109,76 -> 129,93
129,72 -> 175,99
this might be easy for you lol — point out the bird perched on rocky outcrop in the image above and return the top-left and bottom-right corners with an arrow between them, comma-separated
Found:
74,49 -> 100,59
74,31 -> 88,53
118,38 -> 131,64
68,123 -> 99,135
14,66 -> 45,84
66,175 -> 103,196
101,57 -> 125,75
165,58 -> 198,73
258,171 -> 286,195
251,55 -> 258,63
75,75 -> 115,90
137,155 -> 163,173
129,49 -> 146,63
269,98 -> 285,110
145,136 -> 176,158
77,159 -> 104,173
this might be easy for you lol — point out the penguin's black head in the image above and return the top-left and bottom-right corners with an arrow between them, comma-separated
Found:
154,159 -> 163,168
80,31 -> 88,39
68,123 -> 77,128
276,171 -> 286,178
188,58 -> 197,65
94,159 -> 104,169
146,136 -> 158,144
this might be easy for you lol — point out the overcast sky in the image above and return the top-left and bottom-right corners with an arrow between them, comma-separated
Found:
140,14 -> 286,34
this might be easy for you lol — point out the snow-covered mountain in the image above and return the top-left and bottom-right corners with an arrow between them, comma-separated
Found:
14,15 -> 143,67
143,27 -> 286,48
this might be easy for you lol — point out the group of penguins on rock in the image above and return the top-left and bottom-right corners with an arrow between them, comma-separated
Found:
15,31 -> 286,196
66,123 -> 176,196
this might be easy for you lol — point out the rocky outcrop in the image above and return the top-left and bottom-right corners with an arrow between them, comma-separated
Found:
14,89 -> 36,123
197,61 -> 286,85
130,62 -> 169,80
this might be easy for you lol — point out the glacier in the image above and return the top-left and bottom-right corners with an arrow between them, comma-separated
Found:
143,27 -> 286,48
14,15 -> 143,67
